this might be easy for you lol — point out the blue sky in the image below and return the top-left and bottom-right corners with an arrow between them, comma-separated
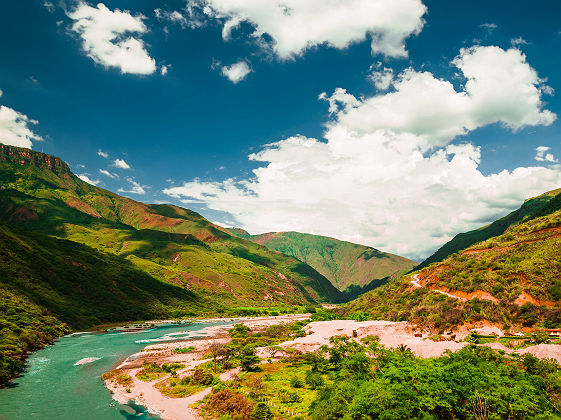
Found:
1,0 -> 561,259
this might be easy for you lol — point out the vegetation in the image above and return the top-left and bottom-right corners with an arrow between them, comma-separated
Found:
418,187 -> 561,268
228,229 -> 416,291
346,188 -> 561,330
0,144 -> 342,384
173,346 -> 195,354
0,144 -> 342,307
203,335 -> 561,419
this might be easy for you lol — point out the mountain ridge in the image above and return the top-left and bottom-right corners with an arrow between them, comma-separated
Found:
227,229 -> 416,292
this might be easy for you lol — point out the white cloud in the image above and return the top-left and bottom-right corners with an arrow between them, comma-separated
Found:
326,46 -> 555,147
113,158 -> 131,169
535,146 -> 558,163
160,64 -> 169,76
221,60 -> 252,83
368,66 -> 394,91
67,2 -> 157,75
0,105 -> 42,149
118,178 -> 146,194
78,174 -> 101,185
97,149 -> 109,158
196,0 -> 426,59
99,169 -> 118,178
163,45 -> 561,260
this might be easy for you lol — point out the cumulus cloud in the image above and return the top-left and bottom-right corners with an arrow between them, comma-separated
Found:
0,104 -> 42,149
221,60 -> 252,83
78,174 -> 101,185
325,46 -> 555,147
99,169 -> 118,178
67,2 -> 157,75
163,45 -> 561,260
535,146 -> 558,163
160,64 -> 169,76
195,0 -> 426,59
113,158 -> 130,169
118,178 -> 146,194
368,66 -> 394,91
97,149 -> 109,158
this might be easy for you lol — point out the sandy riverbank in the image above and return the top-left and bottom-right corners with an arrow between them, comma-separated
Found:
105,314 -> 310,420
105,315 -> 561,420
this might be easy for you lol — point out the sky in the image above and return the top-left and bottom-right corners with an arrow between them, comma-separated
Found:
1,0 -> 561,261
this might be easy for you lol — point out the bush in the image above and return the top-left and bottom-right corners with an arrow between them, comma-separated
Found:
252,402 -> 273,420
173,346 -> 195,354
305,371 -> 324,389
290,376 -> 304,388
192,368 -> 214,385
208,389 -> 254,419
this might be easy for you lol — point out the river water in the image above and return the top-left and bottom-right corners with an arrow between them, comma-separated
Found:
0,321 -> 231,420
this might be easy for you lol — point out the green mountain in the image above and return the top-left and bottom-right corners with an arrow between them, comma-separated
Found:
227,230 -> 416,292
0,144 -> 342,382
417,188 -> 561,269
345,188 -> 561,332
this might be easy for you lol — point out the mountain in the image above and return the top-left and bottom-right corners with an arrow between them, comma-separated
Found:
0,144 -> 343,382
227,229 -> 416,292
417,188 -> 561,269
345,188 -> 561,332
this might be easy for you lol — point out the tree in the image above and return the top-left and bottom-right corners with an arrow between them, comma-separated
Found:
240,345 -> 260,372
209,342 -> 227,372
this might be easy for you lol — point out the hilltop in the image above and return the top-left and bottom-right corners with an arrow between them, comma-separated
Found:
227,229 -> 416,292
346,188 -> 561,332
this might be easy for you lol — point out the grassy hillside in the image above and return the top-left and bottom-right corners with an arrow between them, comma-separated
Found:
418,188 -> 561,269
0,222 -> 209,383
346,188 -> 561,332
227,230 -> 416,291
0,144 -> 341,306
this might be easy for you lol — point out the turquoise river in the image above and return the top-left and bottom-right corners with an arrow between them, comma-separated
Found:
0,321 -> 231,420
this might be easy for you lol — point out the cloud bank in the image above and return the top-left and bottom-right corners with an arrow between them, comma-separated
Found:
164,45 -> 561,260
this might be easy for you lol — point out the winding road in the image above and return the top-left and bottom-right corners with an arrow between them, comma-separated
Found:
410,274 -> 467,301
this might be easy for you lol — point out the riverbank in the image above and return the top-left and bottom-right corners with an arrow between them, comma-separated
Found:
103,314 -> 561,420
105,314 -> 310,420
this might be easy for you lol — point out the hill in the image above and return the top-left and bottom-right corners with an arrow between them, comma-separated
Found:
0,144 -> 341,306
227,229 -> 416,292
0,221 -> 210,383
417,188 -> 561,269
345,188 -> 561,332
0,144 -> 343,382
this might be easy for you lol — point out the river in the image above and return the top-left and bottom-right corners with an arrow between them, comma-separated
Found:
0,321 -> 231,420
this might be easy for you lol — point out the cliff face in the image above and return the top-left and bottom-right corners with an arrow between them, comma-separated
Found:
0,144 -> 72,176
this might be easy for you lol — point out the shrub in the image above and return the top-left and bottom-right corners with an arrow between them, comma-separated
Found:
290,376 -> 304,388
192,368 -> 214,385
173,346 -> 195,354
305,371 -> 324,389
252,402 -> 273,420
208,389 -> 254,419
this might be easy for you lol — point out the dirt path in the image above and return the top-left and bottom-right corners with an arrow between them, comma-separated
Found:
411,274 -> 467,301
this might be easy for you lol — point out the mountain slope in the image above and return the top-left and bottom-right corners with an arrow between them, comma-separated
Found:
0,144 -> 342,306
417,188 -> 561,269
345,188 -> 561,331
227,229 -> 416,291
0,222 -> 206,383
